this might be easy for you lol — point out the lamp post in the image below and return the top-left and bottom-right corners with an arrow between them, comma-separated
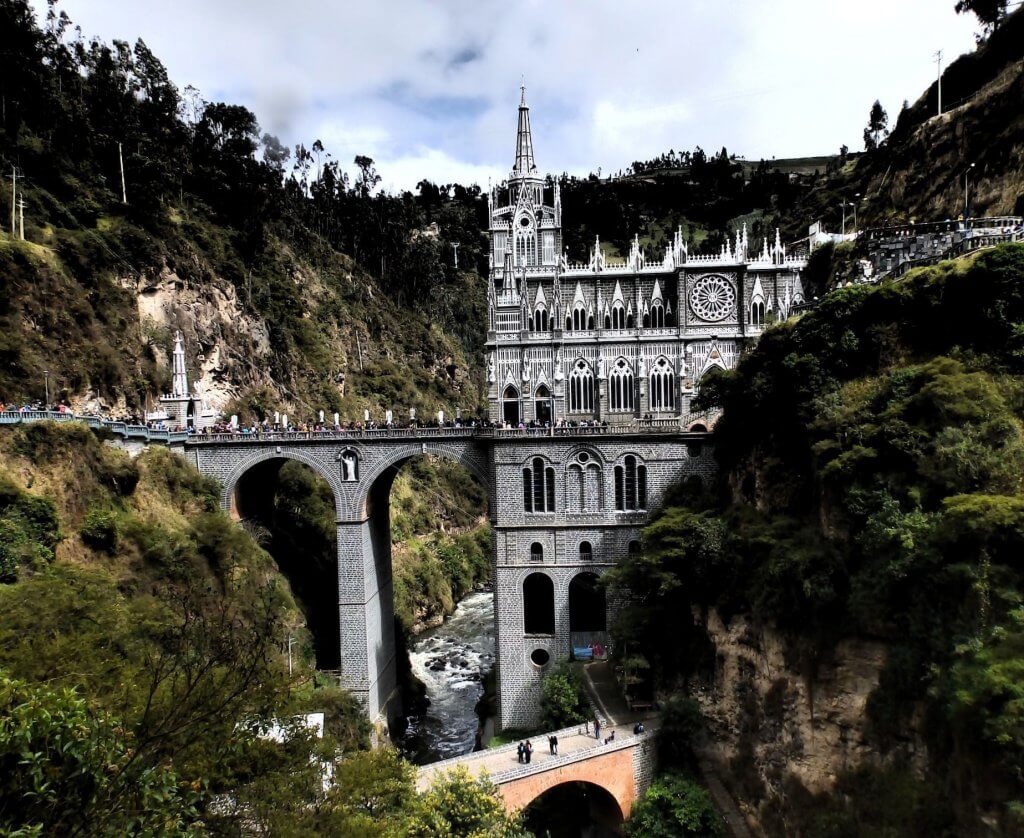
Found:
853,193 -> 861,235
43,370 -> 50,409
841,203 -> 847,237
964,162 -> 976,219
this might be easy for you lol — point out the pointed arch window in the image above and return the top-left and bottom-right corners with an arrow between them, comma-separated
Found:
523,456 -> 556,513
609,358 -> 635,412
750,300 -> 765,325
649,357 -> 676,411
515,219 -> 537,267
569,360 -> 595,413
571,303 -> 589,331
534,304 -> 549,331
614,455 -> 647,511
650,300 -> 666,328
611,302 -> 626,330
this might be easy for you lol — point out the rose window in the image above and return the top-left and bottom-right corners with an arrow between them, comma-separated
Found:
689,275 -> 735,322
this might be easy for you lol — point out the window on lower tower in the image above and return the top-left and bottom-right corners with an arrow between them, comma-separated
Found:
651,301 -> 665,327
579,541 -> 592,562
525,458 -> 555,513
530,542 -> 544,562
614,455 -> 647,511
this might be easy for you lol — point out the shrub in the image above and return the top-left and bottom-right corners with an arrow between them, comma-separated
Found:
626,773 -> 723,837
79,507 -> 118,553
539,664 -> 590,729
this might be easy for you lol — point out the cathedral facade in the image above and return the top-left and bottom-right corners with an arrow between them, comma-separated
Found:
487,90 -> 807,729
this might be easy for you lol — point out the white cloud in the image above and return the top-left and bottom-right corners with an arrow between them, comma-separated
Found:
36,0 -> 981,188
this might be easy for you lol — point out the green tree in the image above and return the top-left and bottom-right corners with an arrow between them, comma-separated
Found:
626,774 -> 723,837
0,671 -> 201,836
409,766 -> 523,837
955,0 -> 1008,32
539,664 -> 590,729
863,100 -> 888,150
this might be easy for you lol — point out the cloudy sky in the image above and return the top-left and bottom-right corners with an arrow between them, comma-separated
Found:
35,0 -> 980,191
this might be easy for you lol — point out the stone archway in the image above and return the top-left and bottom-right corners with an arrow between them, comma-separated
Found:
521,780 -> 625,836
226,454 -> 344,671
220,448 -> 344,521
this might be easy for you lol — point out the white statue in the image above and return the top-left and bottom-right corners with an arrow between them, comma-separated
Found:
342,451 -> 358,482
487,353 -> 496,383
522,355 -> 531,382
318,410 -> 324,423
282,414 -> 288,429
333,412 -> 339,427
363,409 -> 370,423
597,356 -> 606,379
385,409 -> 393,425
554,350 -> 564,382
638,356 -> 647,376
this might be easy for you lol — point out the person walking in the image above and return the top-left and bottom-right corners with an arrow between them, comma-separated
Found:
517,741 -> 525,764
594,716 -> 601,740
525,740 -> 533,764
549,735 -> 558,755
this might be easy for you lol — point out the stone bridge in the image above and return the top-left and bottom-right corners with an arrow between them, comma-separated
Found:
416,721 -> 657,826
0,411 -> 714,727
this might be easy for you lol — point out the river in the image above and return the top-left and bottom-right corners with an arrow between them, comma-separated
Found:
398,590 -> 495,764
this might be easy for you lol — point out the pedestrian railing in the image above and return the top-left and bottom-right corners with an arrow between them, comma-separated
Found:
0,410 -> 712,447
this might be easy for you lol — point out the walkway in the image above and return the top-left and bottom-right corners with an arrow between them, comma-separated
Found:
0,409 -> 714,445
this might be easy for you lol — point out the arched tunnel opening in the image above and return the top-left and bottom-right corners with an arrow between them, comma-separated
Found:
522,781 -> 625,837
231,457 -> 340,670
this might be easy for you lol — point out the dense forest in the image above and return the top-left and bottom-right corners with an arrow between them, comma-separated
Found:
611,243 -> 1024,834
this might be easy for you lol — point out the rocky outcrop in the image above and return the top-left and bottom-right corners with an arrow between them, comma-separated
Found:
690,610 -> 926,821
131,268 -> 273,414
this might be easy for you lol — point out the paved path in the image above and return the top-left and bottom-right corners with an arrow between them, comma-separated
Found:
416,719 -> 642,791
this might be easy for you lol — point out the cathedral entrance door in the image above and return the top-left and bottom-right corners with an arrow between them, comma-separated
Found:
502,385 -> 521,426
535,385 -> 552,425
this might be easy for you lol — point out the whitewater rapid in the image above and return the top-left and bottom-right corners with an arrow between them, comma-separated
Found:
398,591 -> 495,764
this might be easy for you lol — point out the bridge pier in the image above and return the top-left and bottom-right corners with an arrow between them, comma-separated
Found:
335,519 -> 399,724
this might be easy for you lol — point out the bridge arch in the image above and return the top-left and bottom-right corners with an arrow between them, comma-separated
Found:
521,780 -> 624,836
353,441 -> 491,518
220,447 -> 346,520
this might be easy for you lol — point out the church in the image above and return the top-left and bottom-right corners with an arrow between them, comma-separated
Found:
486,90 -> 808,729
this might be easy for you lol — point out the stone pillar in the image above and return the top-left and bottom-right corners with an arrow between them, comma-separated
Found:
335,519 -> 399,724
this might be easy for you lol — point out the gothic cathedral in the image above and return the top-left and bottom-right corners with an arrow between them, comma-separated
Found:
486,90 -> 807,730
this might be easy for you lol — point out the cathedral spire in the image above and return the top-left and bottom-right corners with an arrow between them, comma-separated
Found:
513,85 -> 537,176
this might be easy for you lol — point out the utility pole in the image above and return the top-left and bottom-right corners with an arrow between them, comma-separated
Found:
43,370 -> 50,409
452,242 -> 460,269
17,197 -> 25,240
118,141 -> 127,204
9,166 -> 15,236
935,50 -> 943,116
